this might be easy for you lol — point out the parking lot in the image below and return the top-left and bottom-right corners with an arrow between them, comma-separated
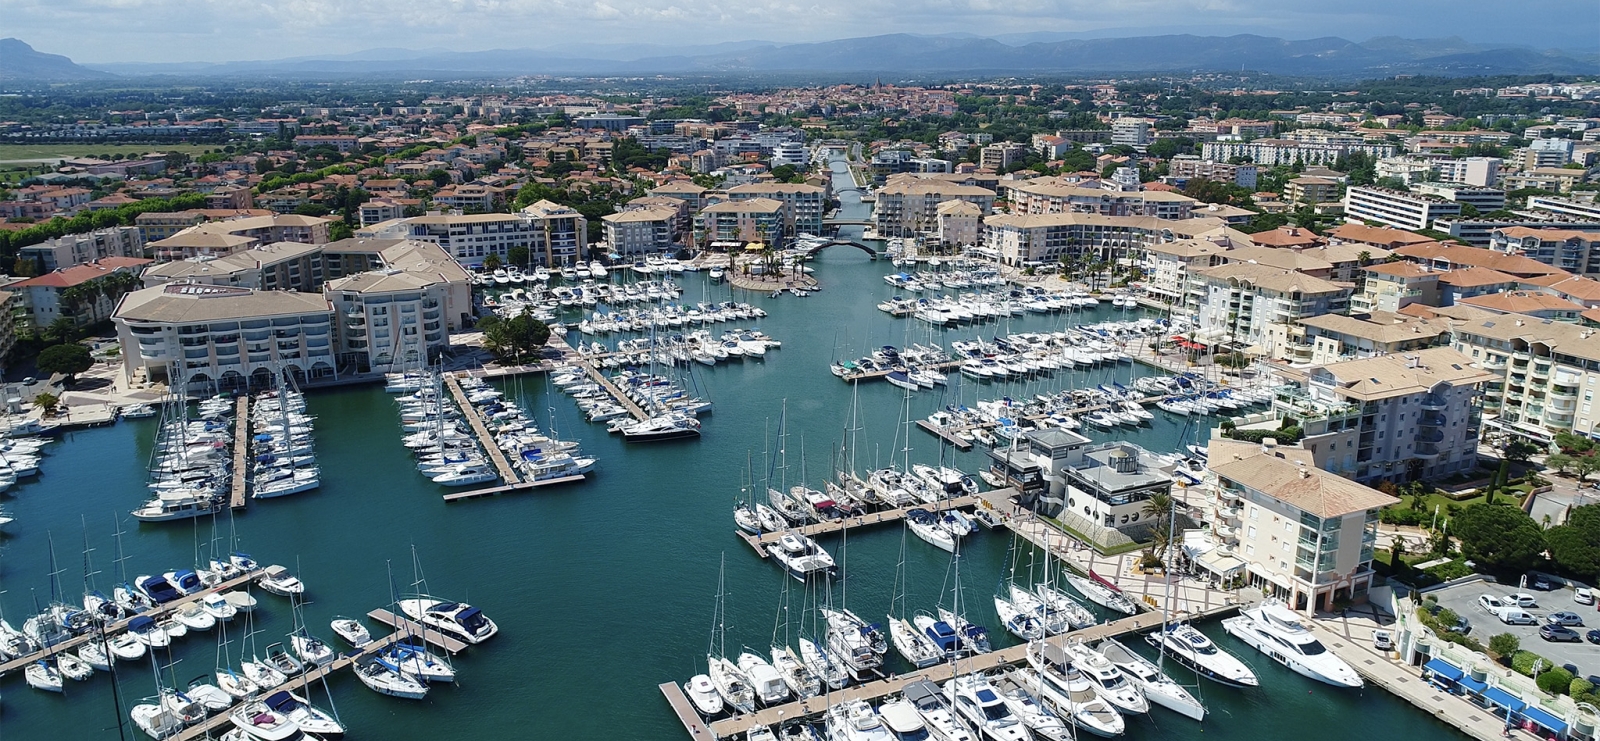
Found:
1428,579 -> 1600,679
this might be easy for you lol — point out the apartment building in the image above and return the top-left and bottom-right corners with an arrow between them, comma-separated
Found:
1488,227 -> 1600,275
699,198 -> 786,245
325,270 -> 453,374
1005,179 -> 1197,220
1205,438 -> 1395,615
1201,138 -> 1395,167
19,226 -> 144,272
1504,168 -> 1588,194
1410,183 -> 1507,213
726,182 -> 827,236
11,257 -> 152,328
1111,118 -> 1152,149
1444,309 -> 1600,444
359,200 -> 406,227
1326,223 -> 1439,252
981,212 -> 1239,268
933,199 -> 983,250
1458,291 -> 1585,321
141,241 -> 329,293
1188,262 -> 1351,356
1438,267 -> 1520,306
1141,235 -> 1236,309
978,142 -> 1028,170
112,283 -> 337,393
602,207 -> 677,256
874,177 -> 996,239
986,428 -> 1180,547
650,181 -> 709,213
1166,156 -> 1259,188
149,214 -> 334,261
373,203 -> 587,267
1349,262 -> 1440,313
1290,312 -> 1450,366
1343,186 -> 1462,230
1286,177 -> 1340,205
520,200 -> 589,267
1527,196 -> 1600,222
1394,242 -> 1570,279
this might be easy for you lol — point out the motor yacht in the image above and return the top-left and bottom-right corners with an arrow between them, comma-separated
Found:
1221,600 -> 1361,688
1060,640 -> 1149,714
902,678 -> 974,741
991,670 -> 1072,741
737,651 -> 792,706
1096,637 -> 1205,720
397,597 -> 498,644
685,673 -> 725,717
1020,647 -> 1125,738
1144,622 -> 1257,687
263,690 -> 346,737
330,616 -> 372,647
945,674 -> 1028,741
825,699 -> 893,741
256,565 -> 305,597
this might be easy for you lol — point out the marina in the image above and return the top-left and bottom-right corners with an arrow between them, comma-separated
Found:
228,396 -> 249,509
735,495 -> 985,556
0,156 -> 1488,741
443,375 -> 519,484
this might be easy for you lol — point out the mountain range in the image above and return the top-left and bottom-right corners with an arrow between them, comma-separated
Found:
4,34 -> 1597,82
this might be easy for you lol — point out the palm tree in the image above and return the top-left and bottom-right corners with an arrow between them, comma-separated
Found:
1142,491 -> 1177,560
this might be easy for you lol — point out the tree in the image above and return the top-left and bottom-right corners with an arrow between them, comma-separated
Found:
44,316 -> 81,344
482,253 -> 502,271
478,310 -> 551,362
1452,503 -> 1546,573
37,343 -> 93,383
32,392 -> 59,416
1488,632 -> 1519,658
1545,453 -> 1577,475
1544,504 -> 1600,579
507,246 -> 530,268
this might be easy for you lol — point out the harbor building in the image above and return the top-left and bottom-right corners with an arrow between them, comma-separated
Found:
698,198 -> 786,245
981,212 -> 1242,268
1268,347 -> 1491,483
112,283 -> 338,394
1204,438 -> 1396,615
989,429 -> 1182,549
1004,179 -> 1196,220
602,207 -> 679,256
362,201 -> 587,267
873,176 -> 996,239
725,182 -> 827,237
325,269 -> 454,374
1187,262 -> 1351,357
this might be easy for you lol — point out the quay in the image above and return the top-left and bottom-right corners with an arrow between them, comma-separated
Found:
441,474 -> 586,502
173,629 -> 409,741
0,570 -> 259,677
442,375 -> 519,485
230,395 -> 250,508
666,604 -> 1239,740
366,608 -> 471,654
548,336 -> 649,422
736,496 -> 981,557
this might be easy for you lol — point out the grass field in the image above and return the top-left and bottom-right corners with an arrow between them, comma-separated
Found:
0,143 -> 219,164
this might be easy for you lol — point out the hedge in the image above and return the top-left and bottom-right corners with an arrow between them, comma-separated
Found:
1226,426 -> 1304,444
1537,667 -> 1574,695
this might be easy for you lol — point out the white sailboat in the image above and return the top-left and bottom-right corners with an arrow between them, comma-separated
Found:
1064,571 -> 1139,615
888,524 -> 943,668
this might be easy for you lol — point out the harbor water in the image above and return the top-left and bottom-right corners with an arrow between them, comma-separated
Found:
0,160 -> 1470,741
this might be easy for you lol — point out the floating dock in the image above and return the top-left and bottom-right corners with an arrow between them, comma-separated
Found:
443,375 -> 520,485
836,359 -> 963,383
230,395 -> 250,508
548,336 -> 650,422
366,608 -> 471,654
915,420 -> 973,451
442,474 -> 586,502
736,496 -> 981,557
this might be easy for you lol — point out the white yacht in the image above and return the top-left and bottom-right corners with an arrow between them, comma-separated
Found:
826,699 -> 893,741
1064,572 -> 1139,615
737,651 -> 792,706
991,670 -> 1072,741
256,565 -> 305,597
1097,637 -> 1205,720
228,700 -> 302,741
397,597 -> 498,644
356,656 -> 428,699
902,678 -> 974,741
1221,600 -> 1362,688
1020,647 -> 1125,738
945,674 -> 1028,741
888,616 -> 943,668
1145,622 -> 1257,687
26,660 -> 65,692
707,654 -> 756,714
685,673 -> 724,717
331,616 -> 372,647
1060,640 -> 1149,714
767,531 -> 836,581
263,690 -> 346,737
879,697 -> 933,741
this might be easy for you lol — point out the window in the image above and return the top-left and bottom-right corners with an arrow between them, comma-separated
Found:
1248,526 -> 1257,539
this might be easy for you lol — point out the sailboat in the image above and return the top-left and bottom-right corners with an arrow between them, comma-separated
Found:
704,556 -> 756,714
1109,500 -> 1207,719
1064,571 -> 1139,615
994,536 -> 1045,641
768,568 -> 821,701
887,524 -> 942,668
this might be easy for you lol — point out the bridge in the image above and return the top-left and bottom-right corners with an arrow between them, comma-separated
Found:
802,239 -> 879,259
822,218 -> 873,226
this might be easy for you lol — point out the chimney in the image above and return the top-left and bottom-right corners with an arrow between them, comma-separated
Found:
1299,465 -> 1310,479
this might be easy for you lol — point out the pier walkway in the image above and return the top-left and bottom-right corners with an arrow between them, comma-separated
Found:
915,420 -> 972,450
836,359 -> 963,383
442,474 -> 587,502
230,395 -> 250,508
0,570 -> 259,676
549,336 -> 649,422
366,608 -> 471,654
443,375 -> 518,485
735,496 -> 981,557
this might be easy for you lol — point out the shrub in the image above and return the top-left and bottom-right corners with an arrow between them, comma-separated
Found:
1488,633 -> 1519,658
1537,667 -> 1574,695
1572,677 -> 1595,698
1424,560 -> 1474,582
1511,650 -> 1545,676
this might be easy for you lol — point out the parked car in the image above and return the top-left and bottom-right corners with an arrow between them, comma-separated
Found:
1546,611 -> 1585,627
1479,595 -> 1509,614
1532,577 -> 1553,591
1587,629 -> 1600,645
1540,624 -> 1582,642
1501,610 -> 1538,626
1449,616 -> 1472,634
1507,592 -> 1538,608
1576,588 -> 1595,605
1374,630 -> 1394,650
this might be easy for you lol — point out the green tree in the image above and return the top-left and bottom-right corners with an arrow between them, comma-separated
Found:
1544,504 -> 1600,579
1452,503 -> 1546,573
36,343 -> 93,383
1545,453 -> 1577,475
44,316 -> 80,344
478,310 -> 551,362
507,246 -> 530,268
1488,632 -> 1519,658
32,392 -> 59,416
482,253 -> 502,271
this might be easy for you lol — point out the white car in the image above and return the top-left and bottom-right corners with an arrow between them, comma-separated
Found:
1576,588 -> 1595,605
1507,593 -> 1537,608
1478,595 -> 1509,615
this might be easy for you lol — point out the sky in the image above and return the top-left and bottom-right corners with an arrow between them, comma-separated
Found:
7,0 -> 1597,64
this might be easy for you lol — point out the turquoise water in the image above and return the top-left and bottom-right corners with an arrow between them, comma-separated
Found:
0,161 -> 1470,741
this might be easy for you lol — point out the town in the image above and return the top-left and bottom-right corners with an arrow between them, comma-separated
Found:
0,29 -> 1599,741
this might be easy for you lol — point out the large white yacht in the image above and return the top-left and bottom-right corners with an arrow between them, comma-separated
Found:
1096,637 -> 1206,720
397,598 -> 498,644
1144,622 -> 1258,687
1220,600 -> 1362,688
767,532 -> 836,581
945,674 -> 1029,741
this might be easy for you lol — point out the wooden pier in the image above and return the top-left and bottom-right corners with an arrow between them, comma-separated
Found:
678,605 -> 1238,740
230,395 -> 250,508
736,496 -> 981,557
173,629 -> 408,741
0,570 -> 259,676
443,375 -> 520,485
549,336 -> 649,422
915,420 -> 973,451
441,474 -> 586,502
366,607 -> 471,654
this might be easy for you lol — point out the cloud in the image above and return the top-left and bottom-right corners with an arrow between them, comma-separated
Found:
6,0 -> 1595,64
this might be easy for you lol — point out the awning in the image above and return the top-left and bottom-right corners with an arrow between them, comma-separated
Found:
1198,549 -> 1247,577
1482,686 -> 1524,712
1458,674 -> 1487,694
1521,705 -> 1567,735
1423,659 -> 1464,683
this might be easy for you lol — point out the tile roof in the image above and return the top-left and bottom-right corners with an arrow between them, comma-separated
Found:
1210,449 -> 1399,518
12,257 -> 153,288
1459,291 -> 1587,314
1394,242 -> 1569,278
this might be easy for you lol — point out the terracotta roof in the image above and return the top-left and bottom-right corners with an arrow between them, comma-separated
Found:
11,257 -> 153,288
1522,274 -> 1600,303
1327,223 -> 1437,248
1310,346 -> 1494,402
1247,227 -> 1324,248
1363,261 -> 1435,278
1394,242 -> 1569,278
1438,267 -> 1519,288
1192,261 -> 1347,295
1459,291 -> 1586,314
1210,449 -> 1399,518
1495,226 -> 1600,242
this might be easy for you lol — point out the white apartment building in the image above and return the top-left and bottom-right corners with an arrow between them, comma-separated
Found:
726,182 -> 828,237
1167,156 -> 1259,188
1343,186 -> 1462,230
325,271 -> 454,374
359,200 -> 405,227
1409,183 -> 1506,213
982,212 -> 1239,268
1270,347 -> 1490,483
1111,118 -> 1152,149
1528,195 -> 1600,222
934,200 -> 982,250
1005,178 -> 1196,220
112,283 -> 338,394
1205,438 -> 1395,615
19,226 -> 144,272
1488,227 -> 1600,275
1201,138 -> 1395,167
769,142 -> 809,169
369,201 -> 587,267
1188,262 -> 1350,356
602,207 -> 677,256
1446,308 -> 1600,444
874,177 -> 996,239
1140,235 -> 1236,309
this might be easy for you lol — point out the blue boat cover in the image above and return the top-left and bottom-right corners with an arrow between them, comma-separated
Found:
263,691 -> 294,711
1458,674 -> 1487,694
1521,705 -> 1567,734
1423,658 -> 1463,682
128,615 -> 155,631
1482,686 -> 1524,711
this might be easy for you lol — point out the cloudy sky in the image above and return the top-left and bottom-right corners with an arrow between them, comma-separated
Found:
8,0 -> 1596,64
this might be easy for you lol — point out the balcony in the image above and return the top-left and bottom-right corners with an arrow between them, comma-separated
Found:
1545,408 -> 1575,424
1420,395 -> 1449,411
1550,386 -> 1579,402
1416,443 -> 1441,461
1483,356 -> 1507,371
1420,411 -> 1447,428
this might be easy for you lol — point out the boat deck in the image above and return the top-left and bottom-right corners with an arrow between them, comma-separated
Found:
695,606 -> 1237,739
0,570 -> 259,676
443,375 -> 519,485
735,496 -> 981,558
365,608 -> 471,654
172,629 -> 408,741
230,395 -> 250,508
441,474 -> 586,502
